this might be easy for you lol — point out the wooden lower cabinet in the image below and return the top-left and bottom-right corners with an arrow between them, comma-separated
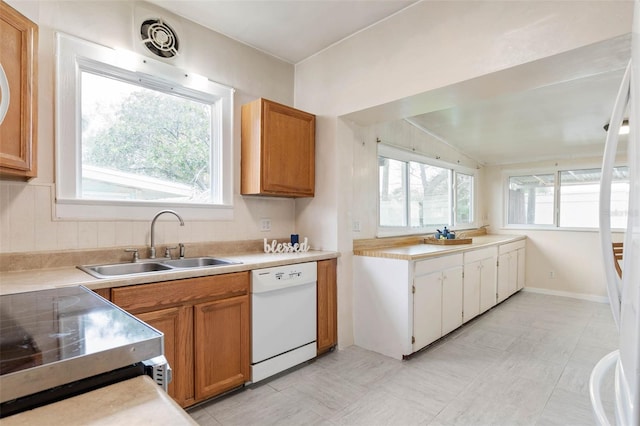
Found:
137,306 -> 193,406
194,295 -> 249,401
111,272 -> 250,408
316,258 -> 337,354
91,287 -> 111,300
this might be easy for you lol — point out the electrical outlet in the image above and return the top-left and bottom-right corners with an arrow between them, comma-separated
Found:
352,220 -> 361,232
260,218 -> 271,232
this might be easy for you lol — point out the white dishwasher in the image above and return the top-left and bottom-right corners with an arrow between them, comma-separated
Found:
251,262 -> 317,383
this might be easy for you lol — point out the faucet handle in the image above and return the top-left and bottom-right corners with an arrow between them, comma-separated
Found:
179,243 -> 185,259
164,246 -> 178,259
125,248 -> 139,263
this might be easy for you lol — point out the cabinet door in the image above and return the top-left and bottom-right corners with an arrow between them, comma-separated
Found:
0,2 -> 37,178
262,100 -> 315,196
517,248 -> 526,290
413,272 -> 442,350
497,253 -> 510,303
241,98 -> 315,197
497,252 -> 518,302
479,257 -> 497,313
317,258 -> 337,355
463,261 -> 481,323
508,253 -> 518,296
137,307 -> 193,407
194,295 -> 250,401
442,266 -> 463,335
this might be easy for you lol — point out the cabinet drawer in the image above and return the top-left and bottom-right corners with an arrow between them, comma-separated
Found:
112,272 -> 250,313
499,240 -> 526,254
464,246 -> 497,264
415,254 -> 463,276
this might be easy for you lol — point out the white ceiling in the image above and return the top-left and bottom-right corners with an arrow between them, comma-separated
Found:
148,0 -> 417,64
406,66 -> 628,165
149,0 -> 631,165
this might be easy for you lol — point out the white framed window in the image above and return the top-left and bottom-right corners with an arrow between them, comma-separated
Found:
507,173 -> 555,226
505,166 -> 629,230
378,144 -> 477,236
56,33 -> 234,220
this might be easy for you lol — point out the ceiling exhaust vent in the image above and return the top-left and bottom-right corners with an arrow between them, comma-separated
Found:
139,18 -> 179,59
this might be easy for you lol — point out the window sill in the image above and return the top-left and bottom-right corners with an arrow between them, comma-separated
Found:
501,225 -> 627,233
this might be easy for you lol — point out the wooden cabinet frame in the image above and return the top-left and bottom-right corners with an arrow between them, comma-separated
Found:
0,2 -> 37,178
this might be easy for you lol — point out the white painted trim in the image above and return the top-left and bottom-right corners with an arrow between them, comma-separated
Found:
522,286 -> 609,304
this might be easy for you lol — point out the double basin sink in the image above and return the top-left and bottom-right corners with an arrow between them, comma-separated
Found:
79,257 -> 241,279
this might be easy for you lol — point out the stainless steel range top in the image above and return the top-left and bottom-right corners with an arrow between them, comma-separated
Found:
0,286 -> 164,405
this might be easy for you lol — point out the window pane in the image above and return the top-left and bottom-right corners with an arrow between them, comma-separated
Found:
559,167 -> 629,228
379,157 -> 407,227
508,174 -> 555,225
81,71 -> 213,202
409,162 -> 450,227
456,173 -> 474,225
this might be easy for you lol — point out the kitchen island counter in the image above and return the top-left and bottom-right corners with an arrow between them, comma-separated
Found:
2,375 -> 196,426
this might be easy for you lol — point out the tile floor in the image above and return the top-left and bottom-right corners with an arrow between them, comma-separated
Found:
188,291 -> 618,425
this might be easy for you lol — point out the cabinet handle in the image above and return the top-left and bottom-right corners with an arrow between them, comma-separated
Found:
0,63 -> 9,125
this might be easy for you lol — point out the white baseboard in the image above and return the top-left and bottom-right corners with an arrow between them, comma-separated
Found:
522,286 -> 609,304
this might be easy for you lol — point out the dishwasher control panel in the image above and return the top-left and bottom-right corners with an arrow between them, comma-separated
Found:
251,262 -> 317,293
275,271 -> 302,280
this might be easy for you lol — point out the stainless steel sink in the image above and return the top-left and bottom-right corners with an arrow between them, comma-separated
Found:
162,257 -> 240,268
78,257 -> 242,279
79,262 -> 172,278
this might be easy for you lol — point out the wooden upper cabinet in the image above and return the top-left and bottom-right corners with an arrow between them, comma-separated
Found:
0,2 -> 37,179
241,98 -> 315,197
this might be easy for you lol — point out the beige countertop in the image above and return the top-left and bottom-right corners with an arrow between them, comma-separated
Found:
353,234 -> 525,260
0,250 -> 339,295
2,376 -> 196,426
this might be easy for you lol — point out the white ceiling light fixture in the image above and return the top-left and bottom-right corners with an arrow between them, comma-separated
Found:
604,119 -> 630,135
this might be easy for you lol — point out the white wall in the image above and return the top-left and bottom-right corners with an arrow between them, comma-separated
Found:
294,1 -> 632,348
295,1 -> 632,118
0,1 -> 297,253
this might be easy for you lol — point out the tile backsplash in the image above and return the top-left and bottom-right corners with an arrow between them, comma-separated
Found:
0,238 -> 277,272
0,181 -> 295,254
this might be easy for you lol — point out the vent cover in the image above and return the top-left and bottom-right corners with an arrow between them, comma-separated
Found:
139,18 -> 179,59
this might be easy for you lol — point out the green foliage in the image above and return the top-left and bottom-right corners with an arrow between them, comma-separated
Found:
83,90 -> 211,188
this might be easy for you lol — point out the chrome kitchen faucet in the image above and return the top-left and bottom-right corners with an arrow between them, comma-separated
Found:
149,210 -> 184,259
